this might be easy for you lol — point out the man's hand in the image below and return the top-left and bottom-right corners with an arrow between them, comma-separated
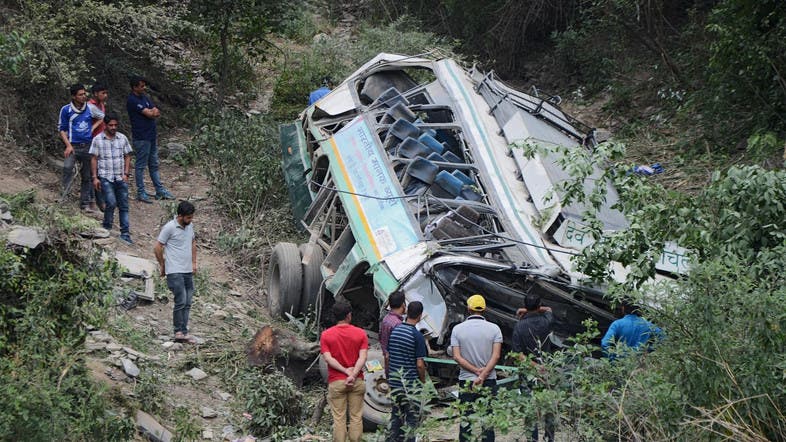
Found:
516,307 -> 527,318
159,267 -> 166,277
92,177 -> 100,191
192,262 -> 197,275
345,367 -> 357,386
473,368 -> 488,387
64,144 -> 73,158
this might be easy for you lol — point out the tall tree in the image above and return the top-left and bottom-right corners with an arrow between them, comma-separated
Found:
189,0 -> 280,105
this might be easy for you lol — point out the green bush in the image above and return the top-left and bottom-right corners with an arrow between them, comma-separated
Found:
190,110 -> 289,219
511,142 -> 786,440
0,219 -> 133,440
271,16 -> 456,120
235,368 -> 305,437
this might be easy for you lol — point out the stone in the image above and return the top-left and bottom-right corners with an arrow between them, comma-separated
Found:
106,343 -> 123,351
202,428 -> 214,440
213,390 -> 232,401
158,335 -> 172,341
163,142 -> 188,159
162,341 -> 175,349
89,330 -> 113,342
186,367 -> 208,381
201,407 -> 218,418
121,358 -> 140,377
594,128 -> 613,143
220,425 -> 236,440
136,410 -> 173,442
86,341 -> 106,352
79,227 -> 110,239
123,346 -> 142,358
7,226 -> 46,248
171,343 -> 184,351
212,310 -> 229,320
0,203 -> 12,222
115,252 -> 157,278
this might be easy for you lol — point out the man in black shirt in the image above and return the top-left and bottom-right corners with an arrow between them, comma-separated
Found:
512,294 -> 554,358
512,294 -> 555,442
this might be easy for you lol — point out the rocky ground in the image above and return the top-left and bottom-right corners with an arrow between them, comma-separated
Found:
0,139 -> 328,441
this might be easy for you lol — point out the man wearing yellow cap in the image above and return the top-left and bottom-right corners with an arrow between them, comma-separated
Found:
450,294 -> 503,441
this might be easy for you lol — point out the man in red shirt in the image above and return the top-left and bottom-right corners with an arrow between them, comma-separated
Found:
88,83 -> 109,212
321,301 -> 369,442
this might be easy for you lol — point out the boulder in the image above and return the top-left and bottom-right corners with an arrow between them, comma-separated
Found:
121,358 -> 140,377
136,410 -> 173,442
186,367 -> 208,381
7,226 -> 46,248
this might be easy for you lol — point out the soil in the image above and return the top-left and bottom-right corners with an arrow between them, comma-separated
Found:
0,139 -> 280,440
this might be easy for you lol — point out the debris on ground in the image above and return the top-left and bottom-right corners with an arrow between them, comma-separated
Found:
115,252 -> 157,301
186,367 -> 208,381
136,410 -> 174,442
6,226 -> 46,248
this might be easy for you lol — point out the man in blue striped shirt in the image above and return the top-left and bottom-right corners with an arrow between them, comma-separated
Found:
387,301 -> 427,442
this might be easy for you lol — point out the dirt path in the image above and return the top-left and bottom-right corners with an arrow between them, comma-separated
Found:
1,140 -> 277,440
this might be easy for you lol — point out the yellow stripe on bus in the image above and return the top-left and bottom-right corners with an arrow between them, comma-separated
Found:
328,137 -> 382,261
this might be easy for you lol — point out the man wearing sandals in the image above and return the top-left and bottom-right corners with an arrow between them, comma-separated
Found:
154,201 -> 197,342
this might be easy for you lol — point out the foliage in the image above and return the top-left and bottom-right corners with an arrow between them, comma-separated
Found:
270,16 -> 456,120
190,109 -> 289,220
0,201 -> 133,440
173,406 -> 201,442
700,0 -> 786,142
516,140 -> 786,440
0,30 -> 27,75
188,0 -> 290,103
0,0 -> 201,148
366,0 -> 578,75
189,109 -> 300,268
235,367 -> 305,438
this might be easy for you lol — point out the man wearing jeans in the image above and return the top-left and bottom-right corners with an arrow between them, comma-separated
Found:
126,75 -> 174,203
89,112 -> 133,244
320,301 -> 369,442
154,201 -> 197,342
59,83 -> 96,212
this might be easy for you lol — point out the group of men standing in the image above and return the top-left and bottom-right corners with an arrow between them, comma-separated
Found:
57,76 -> 174,244
58,78 -> 198,343
320,289 -> 662,442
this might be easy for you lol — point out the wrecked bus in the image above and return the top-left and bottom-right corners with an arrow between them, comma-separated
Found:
270,53 -> 685,426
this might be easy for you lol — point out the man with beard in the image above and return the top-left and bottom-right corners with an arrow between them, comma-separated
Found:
154,200 -> 197,342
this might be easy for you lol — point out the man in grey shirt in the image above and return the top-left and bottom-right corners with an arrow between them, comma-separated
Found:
154,200 -> 197,343
450,294 -> 503,441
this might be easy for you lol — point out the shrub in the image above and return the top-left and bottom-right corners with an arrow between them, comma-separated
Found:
270,16 -> 457,120
0,197 -> 133,440
235,368 -> 305,437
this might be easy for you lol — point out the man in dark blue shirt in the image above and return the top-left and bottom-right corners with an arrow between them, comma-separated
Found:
512,294 -> 555,442
387,301 -> 427,442
126,75 -> 174,203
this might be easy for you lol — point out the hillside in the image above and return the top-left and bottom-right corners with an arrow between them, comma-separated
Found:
1,1 -> 786,441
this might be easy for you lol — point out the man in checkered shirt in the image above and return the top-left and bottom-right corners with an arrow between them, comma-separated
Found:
90,112 -> 134,244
